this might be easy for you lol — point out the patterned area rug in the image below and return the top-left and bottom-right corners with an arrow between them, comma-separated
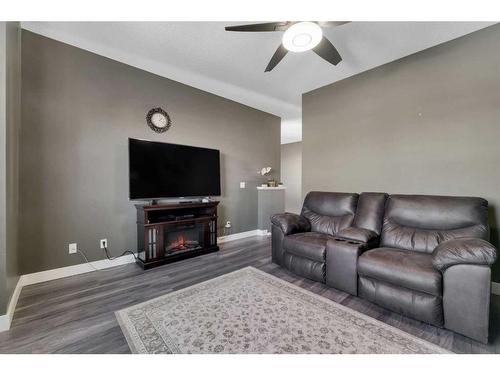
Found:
115,267 -> 450,354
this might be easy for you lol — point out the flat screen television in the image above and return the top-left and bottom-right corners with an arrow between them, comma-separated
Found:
129,138 -> 221,200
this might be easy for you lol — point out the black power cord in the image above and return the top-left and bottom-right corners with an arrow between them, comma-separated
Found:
103,246 -> 138,261
76,249 -> 99,271
73,246 -> 138,272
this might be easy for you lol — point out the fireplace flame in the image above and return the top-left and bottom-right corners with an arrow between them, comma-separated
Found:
166,233 -> 199,252
178,234 -> 185,247
170,234 -> 186,249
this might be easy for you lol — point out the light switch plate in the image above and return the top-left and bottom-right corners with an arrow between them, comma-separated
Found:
240,182 -> 246,189
69,243 -> 77,254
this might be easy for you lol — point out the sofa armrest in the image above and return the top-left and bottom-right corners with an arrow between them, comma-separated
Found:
432,238 -> 497,272
335,227 -> 379,244
270,213 -> 310,235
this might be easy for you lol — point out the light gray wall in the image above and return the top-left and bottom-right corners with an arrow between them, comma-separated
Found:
257,189 -> 285,231
302,24 -> 500,281
280,142 -> 302,214
0,22 -> 21,315
20,31 -> 280,275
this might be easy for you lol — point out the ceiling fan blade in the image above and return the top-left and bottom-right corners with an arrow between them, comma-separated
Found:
316,21 -> 351,28
312,36 -> 342,66
265,44 -> 288,72
225,22 -> 289,32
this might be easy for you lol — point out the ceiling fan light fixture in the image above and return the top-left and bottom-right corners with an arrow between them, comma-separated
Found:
282,22 -> 322,52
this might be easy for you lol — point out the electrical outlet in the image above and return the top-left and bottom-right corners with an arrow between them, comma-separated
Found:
240,181 -> 246,189
100,238 -> 108,249
69,243 -> 77,254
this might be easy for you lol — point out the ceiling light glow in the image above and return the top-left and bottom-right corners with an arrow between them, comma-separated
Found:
282,22 -> 322,52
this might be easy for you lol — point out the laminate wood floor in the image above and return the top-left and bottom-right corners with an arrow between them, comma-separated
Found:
0,236 -> 499,353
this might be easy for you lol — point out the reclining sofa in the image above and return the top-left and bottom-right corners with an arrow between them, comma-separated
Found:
271,191 -> 497,343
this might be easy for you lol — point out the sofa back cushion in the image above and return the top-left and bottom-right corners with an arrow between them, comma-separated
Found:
380,194 -> 489,253
301,192 -> 358,236
352,192 -> 388,235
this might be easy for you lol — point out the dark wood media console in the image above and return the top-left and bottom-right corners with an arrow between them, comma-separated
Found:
135,201 -> 219,269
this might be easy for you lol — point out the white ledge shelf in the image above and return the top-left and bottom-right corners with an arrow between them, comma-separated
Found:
257,186 -> 286,190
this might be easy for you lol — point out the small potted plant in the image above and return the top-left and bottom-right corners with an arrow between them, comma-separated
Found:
259,167 -> 276,187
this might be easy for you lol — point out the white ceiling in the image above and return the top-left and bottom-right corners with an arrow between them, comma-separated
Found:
22,21 -> 496,143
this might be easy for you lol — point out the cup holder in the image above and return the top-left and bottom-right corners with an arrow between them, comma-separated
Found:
334,238 -> 360,245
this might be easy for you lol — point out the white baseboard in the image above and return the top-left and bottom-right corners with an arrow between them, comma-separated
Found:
0,315 -> 8,332
492,282 -> 500,296
0,277 -> 23,332
20,253 -> 136,286
217,229 -> 267,243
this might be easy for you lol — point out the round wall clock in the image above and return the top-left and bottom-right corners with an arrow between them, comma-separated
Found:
146,107 -> 172,133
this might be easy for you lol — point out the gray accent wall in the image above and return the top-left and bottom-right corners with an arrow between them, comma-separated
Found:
281,142 -> 302,214
0,22 -> 21,315
20,31 -> 280,275
302,24 -> 500,281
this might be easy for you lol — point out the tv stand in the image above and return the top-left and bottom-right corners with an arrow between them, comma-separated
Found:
135,201 -> 219,269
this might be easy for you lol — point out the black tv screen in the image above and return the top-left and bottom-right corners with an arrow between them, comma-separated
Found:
129,138 -> 221,199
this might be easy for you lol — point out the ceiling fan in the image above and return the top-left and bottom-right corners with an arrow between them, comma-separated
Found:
225,21 -> 349,72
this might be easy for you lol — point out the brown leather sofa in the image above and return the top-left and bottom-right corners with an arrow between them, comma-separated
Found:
271,191 -> 497,343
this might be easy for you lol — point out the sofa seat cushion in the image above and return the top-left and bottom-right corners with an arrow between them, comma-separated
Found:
358,248 -> 442,296
283,232 -> 332,263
